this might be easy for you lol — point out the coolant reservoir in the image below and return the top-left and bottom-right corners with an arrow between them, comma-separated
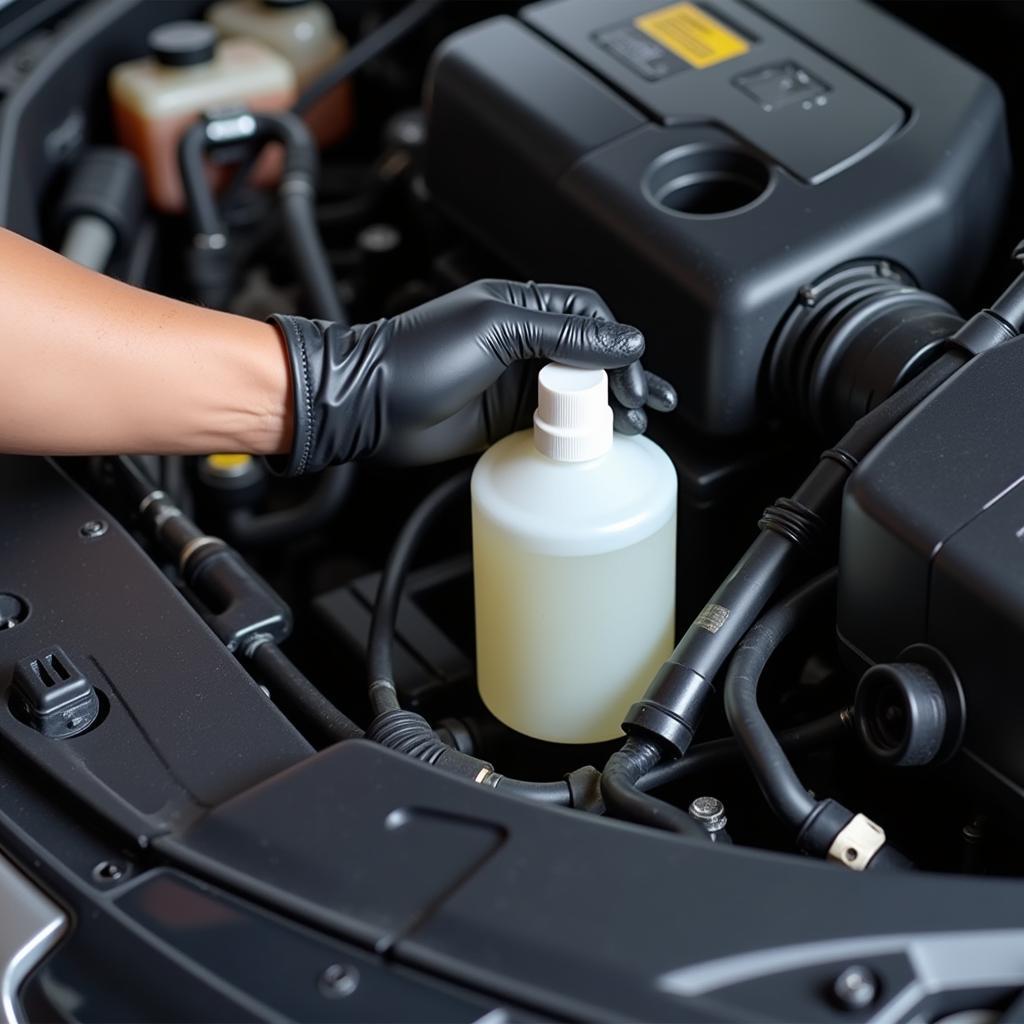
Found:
109,21 -> 296,212
472,364 -> 677,744
206,0 -> 352,146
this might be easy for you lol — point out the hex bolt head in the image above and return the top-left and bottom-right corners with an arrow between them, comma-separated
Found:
318,963 -> 359,999
79,520 -> 107,539
832,964 -> 878,1010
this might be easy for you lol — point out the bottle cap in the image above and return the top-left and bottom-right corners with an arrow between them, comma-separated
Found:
533,363 -> 613,462
148,22 -> 217,67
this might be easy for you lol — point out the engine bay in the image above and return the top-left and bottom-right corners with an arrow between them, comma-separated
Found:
6,0 -> 1024,1020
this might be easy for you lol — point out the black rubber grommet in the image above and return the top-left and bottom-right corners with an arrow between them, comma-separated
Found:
855,662 -> 944,765
854,645 -> 965,766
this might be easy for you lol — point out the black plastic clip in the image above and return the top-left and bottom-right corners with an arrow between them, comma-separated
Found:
12,646 -> 99,738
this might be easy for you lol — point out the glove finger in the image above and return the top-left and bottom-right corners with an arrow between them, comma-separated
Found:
609,361 -> 648,410
513,307 -> 644,367
529,282 -> 616,321
612,403 -> 647,435
645,371 -> 678,413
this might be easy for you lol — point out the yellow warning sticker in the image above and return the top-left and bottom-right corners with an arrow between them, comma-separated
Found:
634,2 -> 749,70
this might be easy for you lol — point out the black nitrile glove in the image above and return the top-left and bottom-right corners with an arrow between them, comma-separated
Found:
269,279 -> 676,474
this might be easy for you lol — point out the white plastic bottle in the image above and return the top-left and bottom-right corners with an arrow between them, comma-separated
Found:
471,364 -> 677,745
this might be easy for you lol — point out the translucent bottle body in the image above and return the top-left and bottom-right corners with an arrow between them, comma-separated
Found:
472,429 -> 677,744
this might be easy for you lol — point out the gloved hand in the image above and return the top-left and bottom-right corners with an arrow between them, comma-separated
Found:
269,279 -> 676,474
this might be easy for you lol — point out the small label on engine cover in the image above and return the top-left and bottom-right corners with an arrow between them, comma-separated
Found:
635,3 -> 749,69
595,3 -> 750,81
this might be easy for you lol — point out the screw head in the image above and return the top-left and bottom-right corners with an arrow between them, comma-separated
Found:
318,963 -> 359,999
832,964 -> 878,1010
79,520 -> 107,539
92,860 -> 124,883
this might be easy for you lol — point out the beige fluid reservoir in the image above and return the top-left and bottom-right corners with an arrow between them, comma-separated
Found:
109,21 -> 296,212
207,0 -> 352,146
472,364 -> 677,745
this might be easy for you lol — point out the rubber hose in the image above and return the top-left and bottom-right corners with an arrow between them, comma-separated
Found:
280,184 -> 346,324
227,464 -> 355,547
367,470 -> 470,715
722,572 -> 836,828
602,737 -> 708,839
638,709 -> 848,792
365,707 -> 448,763
246,639 -> 363,744
492,777 -> 572,805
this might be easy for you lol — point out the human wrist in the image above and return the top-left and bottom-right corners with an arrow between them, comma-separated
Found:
217,315 -> 293,457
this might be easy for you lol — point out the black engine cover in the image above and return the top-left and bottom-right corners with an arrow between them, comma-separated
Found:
425,0 -> 1010,436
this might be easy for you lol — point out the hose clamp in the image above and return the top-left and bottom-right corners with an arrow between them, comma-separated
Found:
828,813 -> 886,870
138,490 -> 166,516
178,535 -> 223,575
368,678 -> 398,704
241,632 -> 274,659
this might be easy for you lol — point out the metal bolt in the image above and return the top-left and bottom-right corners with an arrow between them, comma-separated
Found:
92,860 -> 124,883
79,520 -> 107,539
832,964 -> 878,1010
688,795 -> 727,834
798,285 -> 817,307
318,963 -> 359,999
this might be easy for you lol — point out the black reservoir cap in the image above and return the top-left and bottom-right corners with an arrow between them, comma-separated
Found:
148,21 -> 218,68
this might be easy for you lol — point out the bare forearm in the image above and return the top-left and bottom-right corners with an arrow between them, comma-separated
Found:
0,228 -> 292,456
